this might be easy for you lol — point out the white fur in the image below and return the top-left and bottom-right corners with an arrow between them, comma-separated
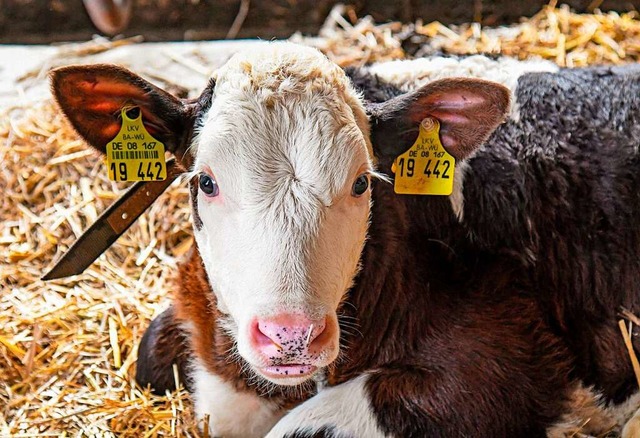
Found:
449,160 -> 468,222
191,42 -> 373,381
192,360 -> 284,437
266,375 -> 388,438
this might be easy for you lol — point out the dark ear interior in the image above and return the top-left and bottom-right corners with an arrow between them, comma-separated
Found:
369,77 -> 511,161
50,64 -> 195,160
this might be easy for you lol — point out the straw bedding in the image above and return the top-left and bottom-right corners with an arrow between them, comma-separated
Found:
2,3 -> 640,436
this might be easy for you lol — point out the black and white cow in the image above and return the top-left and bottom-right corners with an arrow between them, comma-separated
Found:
50,42 -> 640,437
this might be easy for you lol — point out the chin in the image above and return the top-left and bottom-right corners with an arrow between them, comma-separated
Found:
255,364 -> 320,386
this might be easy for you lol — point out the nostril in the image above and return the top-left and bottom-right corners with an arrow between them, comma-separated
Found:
307,318 -> 331,351
252,321 -> 280,349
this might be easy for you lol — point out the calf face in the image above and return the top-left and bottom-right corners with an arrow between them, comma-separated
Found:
190,45 -> 374,384
50,42 -> 509,387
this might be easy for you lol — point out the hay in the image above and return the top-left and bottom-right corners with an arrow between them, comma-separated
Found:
2,3 -> 640,436
1,103 -> 198,436
308,2 -> 640,67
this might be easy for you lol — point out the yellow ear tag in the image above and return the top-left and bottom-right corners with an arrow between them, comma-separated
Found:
105,108 -> 167,182
391,118 -> 455,195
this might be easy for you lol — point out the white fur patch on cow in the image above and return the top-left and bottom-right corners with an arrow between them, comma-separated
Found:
363,55 -> 558,119
265,375 -> 388,438
192,360 -> 284,438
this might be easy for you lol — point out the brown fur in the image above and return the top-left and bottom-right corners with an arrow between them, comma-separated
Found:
330,180 -> 573,436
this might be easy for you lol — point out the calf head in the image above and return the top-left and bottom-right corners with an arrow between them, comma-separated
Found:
51,42 -> 508,386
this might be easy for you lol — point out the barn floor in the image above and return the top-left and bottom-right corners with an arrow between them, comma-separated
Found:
2,4 -> 640,436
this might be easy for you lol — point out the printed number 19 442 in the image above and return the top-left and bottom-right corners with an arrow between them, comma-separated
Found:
108,161 -> 163,181
397,158 -> 451,179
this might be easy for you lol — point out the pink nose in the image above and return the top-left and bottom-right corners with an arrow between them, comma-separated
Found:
250,314 -> 330,361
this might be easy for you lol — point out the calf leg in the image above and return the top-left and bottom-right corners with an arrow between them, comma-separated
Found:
265,375 -> 387,438
135,306 -> 192,394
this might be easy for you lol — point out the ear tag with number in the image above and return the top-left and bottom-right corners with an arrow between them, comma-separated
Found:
105,108 -> 167,182
391,117 -> 455,195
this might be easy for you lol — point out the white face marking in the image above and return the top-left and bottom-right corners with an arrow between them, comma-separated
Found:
192,359 -> 284,438
191,43 -> 373,382
266,375 -> 389,438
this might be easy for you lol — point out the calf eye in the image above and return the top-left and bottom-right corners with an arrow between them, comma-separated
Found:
352,174 -> 369,197
199,173 -> 219,197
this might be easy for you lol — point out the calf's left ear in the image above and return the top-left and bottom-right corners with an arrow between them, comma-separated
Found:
369,78 -> 510,161
50,64 -> 196,164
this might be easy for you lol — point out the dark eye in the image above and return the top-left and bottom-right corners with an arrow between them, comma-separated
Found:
199,173 -> 219,197
352,174 -> 369,197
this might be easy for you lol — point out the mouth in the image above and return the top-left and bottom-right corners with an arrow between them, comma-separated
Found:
257,364 -> 318,382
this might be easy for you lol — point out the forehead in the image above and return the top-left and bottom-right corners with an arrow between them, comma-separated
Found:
193,44 -> 371,203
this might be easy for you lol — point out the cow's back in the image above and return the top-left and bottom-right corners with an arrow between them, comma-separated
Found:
475,66 -> 640,401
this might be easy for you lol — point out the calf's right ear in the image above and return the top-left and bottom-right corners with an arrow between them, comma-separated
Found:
50,64 -> 196,163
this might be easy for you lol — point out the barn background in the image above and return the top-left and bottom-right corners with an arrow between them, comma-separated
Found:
2,1 -> 640,436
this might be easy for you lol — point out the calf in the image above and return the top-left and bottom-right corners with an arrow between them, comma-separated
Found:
50,43 -> 640,437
